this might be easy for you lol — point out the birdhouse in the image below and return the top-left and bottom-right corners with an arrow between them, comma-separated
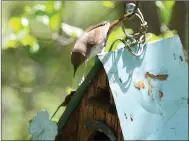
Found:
55,66 -> 123,140
55,35 -> 188,140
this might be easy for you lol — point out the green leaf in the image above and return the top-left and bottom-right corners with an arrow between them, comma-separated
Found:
34,10 -> 47,16
16,30 -> 29,41
29,19 -> 53,39
164,1 -> 175,9
20,35 -> 37,47
24,5 -> 32,15
156,1 -> 175,25
103,1 -> 115,8
5,39 -> 18,48
3,33 -> 19,49
45,1 -> 54,14
49,13 -> 61,31
9,17 -> 22,33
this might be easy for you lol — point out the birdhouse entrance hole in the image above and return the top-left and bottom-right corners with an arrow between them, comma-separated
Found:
88,130 -> 110,140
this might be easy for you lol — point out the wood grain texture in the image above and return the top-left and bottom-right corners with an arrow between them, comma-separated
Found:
56,67 -> 123,141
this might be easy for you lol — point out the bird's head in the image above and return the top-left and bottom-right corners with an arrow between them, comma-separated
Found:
71,51 -> 85,78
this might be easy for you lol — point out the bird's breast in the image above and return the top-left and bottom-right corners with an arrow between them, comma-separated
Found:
87,43 -> 104,59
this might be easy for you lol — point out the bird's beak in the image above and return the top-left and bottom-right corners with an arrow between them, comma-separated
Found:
73,67 -> 77,78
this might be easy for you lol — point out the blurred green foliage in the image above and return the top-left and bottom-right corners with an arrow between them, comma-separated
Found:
2,1 -> 185,140
2,1 -> 63,52
156,1 -> 175,25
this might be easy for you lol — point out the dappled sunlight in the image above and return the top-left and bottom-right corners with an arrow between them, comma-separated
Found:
61,23 -> 84,38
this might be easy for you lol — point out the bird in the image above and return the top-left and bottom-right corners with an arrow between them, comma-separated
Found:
71,4 -> 139,77
71,21 -> 110,77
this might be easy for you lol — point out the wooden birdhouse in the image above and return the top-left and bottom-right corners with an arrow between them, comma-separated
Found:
56,65 -> 124,140
55,35 -> 188,141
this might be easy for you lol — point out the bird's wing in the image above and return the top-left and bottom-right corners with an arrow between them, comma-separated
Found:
72,32 -> 89,56
87,22 -> 110,46
85,21 -> 108,32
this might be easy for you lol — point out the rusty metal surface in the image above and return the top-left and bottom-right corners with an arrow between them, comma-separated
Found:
98,35 -> 188,140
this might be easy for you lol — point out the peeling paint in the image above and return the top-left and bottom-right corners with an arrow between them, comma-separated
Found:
98,36 -> 188,140
146,76 -> 153,95
135,80 -> 145,90
145,72 -> 168,81
159,91 -> 163,100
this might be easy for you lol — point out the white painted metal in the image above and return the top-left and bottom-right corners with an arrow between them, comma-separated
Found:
98,35 -> 188,140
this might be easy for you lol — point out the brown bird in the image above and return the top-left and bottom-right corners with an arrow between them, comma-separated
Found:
71,5 -> 138,77
71,21 -> 110,77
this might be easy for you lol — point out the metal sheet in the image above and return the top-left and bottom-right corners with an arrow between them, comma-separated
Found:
98,35 -> 188,140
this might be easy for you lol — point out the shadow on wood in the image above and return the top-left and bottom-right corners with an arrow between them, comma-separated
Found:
55,68 -> 123,141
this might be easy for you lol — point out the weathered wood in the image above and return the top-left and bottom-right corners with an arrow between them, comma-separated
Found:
55,105 -> 80,141
56,67 -> 123,141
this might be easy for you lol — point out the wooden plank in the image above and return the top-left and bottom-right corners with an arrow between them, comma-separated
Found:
57,67 -> 123,140
56,105 -> 80,141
